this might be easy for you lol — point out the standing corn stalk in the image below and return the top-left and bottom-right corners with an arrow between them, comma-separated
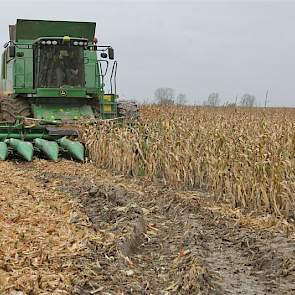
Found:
81,106 -> 295,217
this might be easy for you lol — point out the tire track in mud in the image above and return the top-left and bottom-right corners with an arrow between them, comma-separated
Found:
21,161 -> 295,294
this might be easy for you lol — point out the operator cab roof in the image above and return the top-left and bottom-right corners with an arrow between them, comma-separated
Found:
10,19 -> 96,42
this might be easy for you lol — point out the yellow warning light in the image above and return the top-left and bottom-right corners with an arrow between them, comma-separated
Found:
63,36 -> 71,42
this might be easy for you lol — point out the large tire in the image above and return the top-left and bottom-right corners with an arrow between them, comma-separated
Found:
117,99 -> 139,120
0,97 -> 31,122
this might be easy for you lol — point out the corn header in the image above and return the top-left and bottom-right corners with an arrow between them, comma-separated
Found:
0,19 -> 139,161
0,118 -> 85,161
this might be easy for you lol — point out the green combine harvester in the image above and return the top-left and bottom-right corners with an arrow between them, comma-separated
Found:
0,19 -> 138,161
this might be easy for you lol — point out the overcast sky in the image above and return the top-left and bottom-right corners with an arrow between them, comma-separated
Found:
1,0 -> 295,106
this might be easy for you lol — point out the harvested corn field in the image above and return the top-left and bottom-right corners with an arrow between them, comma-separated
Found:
1,159 -> 295,294
2,106 -> 295,294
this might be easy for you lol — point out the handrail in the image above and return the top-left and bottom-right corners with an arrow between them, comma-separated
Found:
110,61 -> 117,95
96,60 -> 109,91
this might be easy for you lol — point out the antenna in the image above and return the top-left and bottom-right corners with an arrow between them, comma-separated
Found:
264,90 -> 269,107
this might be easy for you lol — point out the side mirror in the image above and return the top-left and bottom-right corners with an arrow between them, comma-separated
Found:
108,47 -> 114,60
100,52 -> 108,58
8,45 -> 15,58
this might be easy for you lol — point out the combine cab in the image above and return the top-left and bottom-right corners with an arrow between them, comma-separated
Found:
0,19 -> 139,161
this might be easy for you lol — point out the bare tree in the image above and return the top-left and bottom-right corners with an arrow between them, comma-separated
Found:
176,93 -> 187,105
154,88 -> 175,105
224,100 -> 236,107
240,93 -> 256,107
203,92 -> 220,106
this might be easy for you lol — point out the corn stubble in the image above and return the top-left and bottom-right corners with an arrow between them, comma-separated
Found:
82,106 -> 295,217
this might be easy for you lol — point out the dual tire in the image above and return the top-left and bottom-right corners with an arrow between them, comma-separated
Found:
0,97 -> 140,122
0,97 -> 31,122
117,99 -> 139,120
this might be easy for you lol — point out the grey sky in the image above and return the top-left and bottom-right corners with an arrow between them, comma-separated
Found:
1,0 -> 295,106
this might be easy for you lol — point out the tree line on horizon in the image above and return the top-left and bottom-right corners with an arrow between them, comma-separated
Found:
146,87 -> 268,107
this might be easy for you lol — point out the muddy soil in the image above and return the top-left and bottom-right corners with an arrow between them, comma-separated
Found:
17,161 -> 295,294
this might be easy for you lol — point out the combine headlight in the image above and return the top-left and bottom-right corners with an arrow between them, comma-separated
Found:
84,42 -> 88,46
46,40 -> 52,45
79,41 -> 84,46
73,41 -> 79,46
41,41 -> 46,45
52,40 -> 58,45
